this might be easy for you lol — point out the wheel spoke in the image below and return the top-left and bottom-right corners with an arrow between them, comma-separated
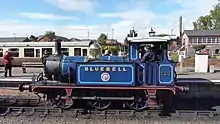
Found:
136,103 -> 139,109
93,102 -> 98,107
130,102 -> 135,107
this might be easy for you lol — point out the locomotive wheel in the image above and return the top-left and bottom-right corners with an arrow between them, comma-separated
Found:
52,95 -> 74,109
124,90 -> 148,111
88,100 -> 111,110
87,91 -> 111,110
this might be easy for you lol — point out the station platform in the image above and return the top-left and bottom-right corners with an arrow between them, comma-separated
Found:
0,67 -> 43,87
0,67 -> 220,87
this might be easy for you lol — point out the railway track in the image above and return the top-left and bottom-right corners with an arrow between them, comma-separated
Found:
0,106 -> 220,119
1,88 -> 220,119
0,97 -> 219,119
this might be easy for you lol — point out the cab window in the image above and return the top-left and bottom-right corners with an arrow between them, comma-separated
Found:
138,43 -> 163,62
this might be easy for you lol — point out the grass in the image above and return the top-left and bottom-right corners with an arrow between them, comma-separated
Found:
170,52 -> 179,62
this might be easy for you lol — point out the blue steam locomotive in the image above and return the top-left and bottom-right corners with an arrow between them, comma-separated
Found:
19,32 -> 187,115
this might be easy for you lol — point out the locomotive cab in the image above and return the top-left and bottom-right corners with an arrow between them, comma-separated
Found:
126,35 -> 177,86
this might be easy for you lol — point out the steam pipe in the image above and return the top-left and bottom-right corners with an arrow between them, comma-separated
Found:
55,39 -> 62,55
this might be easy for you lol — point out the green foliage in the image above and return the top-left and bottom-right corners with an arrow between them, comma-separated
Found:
45,31 -> 55,41
211,55 -> 218,60
170,52 -> 179,62
97,33 -> 107,45
193,2 -> 220,30
97,33 -> 119,54
192,45 -> 206,51
29,35 -> 37,42
103,46 -> 119,55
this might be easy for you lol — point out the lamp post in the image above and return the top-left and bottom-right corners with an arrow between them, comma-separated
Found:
148,27 -> 155,37
13,33 -> 16,42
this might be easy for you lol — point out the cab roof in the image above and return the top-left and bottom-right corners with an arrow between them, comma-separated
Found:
126,35 -> 177,43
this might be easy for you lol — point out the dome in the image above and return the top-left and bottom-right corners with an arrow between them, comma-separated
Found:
88,42 -> 102,59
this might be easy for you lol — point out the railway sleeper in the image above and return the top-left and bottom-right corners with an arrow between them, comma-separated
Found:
1,107 -> 220,118
0,107 -> 63,117
74,109 -> 220,118
175,110 -> 217,117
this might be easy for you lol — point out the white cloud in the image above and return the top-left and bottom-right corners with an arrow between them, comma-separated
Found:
46,0 -> 98,13
20,12 -> 78,20
0,21 -> 104,40
98,0 -> 219,41
0,0 -> 219,42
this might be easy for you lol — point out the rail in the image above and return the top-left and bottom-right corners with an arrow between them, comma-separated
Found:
22,62 -> 43,73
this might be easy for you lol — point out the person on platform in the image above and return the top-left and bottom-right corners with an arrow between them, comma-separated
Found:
3,51 -> 14,77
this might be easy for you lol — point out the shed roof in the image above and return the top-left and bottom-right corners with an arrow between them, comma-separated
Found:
127,36 -> 177,43
184,30 -> 220,37
0,37 -> 29,42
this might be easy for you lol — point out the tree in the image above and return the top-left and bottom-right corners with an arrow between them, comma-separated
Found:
97,33 -> 107,45
193,1 -> 220,30
193,15 -> 213,30
210,2 -> 220,29
29,35 -> 37,42
103,45 -> 119,55
97,33 -> 120,55
45,31 -> 55,41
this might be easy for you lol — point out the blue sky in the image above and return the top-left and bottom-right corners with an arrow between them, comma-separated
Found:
0,0 -> 218,40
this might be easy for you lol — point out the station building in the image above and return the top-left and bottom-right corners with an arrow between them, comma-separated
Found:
182,30 -> 220,57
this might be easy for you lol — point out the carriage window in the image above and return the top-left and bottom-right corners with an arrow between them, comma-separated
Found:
0,49 -> 3,57
42,48 -> 52,56
35,49 -> 40,57
82,49 -> 87,56
61,48 -> 69,56
42,48 -> 52,55
74,48 -> 81,56
24,48 -> 34,57
9,48 -> 19,57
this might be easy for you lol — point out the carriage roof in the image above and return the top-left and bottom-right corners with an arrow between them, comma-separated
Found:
126,36 -> 177,43
0,41 -> 90,47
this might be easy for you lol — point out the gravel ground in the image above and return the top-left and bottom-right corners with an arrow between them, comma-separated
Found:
0,112 -> 220,124
0,116 -> 220,124
0,90 -> 37,97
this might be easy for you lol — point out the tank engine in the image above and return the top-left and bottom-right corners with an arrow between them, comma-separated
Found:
19,36 -> 188,115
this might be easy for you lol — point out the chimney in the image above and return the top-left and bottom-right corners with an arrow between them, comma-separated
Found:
55,39 -> 62,55
179,16 -> 183,38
